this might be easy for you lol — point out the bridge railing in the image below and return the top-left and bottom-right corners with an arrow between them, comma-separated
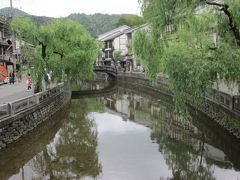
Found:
11,95 -> 38,115
0,104 -> 10,120
0,83 -> 65,121
94,65 -> 117,75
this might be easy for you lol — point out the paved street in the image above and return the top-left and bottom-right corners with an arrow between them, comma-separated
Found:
0,78 -> 34,104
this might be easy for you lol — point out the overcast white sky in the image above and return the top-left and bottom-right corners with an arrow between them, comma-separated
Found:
0,0 -> 141,17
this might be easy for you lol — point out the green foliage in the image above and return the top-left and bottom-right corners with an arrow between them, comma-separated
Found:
11,17 -> 98,91
47,20 -> 98,80
68,13 -> 121,37
134,0 -> 240,114
117,15 -> 145,27
0,7 -> 144,37
11,17 -> 38,44
113,50 -> 122,61
133,29 -> 164,81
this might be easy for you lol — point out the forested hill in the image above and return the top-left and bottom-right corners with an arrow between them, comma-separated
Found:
0,7 -> 144,37
68,13 -> 144,37
0,7 -> 28,17
68,13 -> 121,37
0,7 -> 56,27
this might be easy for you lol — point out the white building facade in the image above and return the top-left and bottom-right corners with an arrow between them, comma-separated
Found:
97,25 -> 135,71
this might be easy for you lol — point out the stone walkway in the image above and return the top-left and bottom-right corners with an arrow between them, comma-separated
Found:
0,78 -> 34,104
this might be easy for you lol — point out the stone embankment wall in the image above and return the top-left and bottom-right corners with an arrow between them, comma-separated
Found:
0,83 -> 71,149
117,72 -> 240,139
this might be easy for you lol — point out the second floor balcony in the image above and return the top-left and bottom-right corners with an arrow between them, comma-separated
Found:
102,46 -> 114,52
0,54 -> 11,62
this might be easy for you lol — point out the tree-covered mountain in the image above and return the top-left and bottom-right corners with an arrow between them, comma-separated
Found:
116,15 -> 145,27
0,7 -> 55,26
67,13 -> 121,37
0,7 -> 144,37
0,7 -> 28,17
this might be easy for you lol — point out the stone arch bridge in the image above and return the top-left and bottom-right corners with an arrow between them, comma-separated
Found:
93,65 -> 117,79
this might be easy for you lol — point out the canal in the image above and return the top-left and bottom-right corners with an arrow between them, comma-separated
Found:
0,85 -> 240,180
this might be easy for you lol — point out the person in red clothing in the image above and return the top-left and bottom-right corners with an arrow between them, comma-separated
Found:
26,73 -> 32,90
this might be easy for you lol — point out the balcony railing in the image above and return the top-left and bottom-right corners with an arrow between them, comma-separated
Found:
0,55 -> 10,61
103,46 -> 114,52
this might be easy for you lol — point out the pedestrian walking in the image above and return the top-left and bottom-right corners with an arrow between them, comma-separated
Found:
9,72 -> 12,84
16,71 -> 22,82
19,72 -> 22,82
26,73 -> 32,91
9,72 -> 15,84
12,72 -> 15,84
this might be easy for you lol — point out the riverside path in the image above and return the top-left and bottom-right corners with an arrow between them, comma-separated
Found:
0,79 -> 33,104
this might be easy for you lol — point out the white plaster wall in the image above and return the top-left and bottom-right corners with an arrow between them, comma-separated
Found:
113,37 -> 120,51
113,34 -> 128,55
115,95 -> 129,115
213,80 -> 239,96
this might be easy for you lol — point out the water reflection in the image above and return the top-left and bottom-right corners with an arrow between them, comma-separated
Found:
0,85 -> 240,180
99,86 -> 240,179
0,108 -> 69,180
89,112 -> 172,179
2,98 -> 103,180
29,99 -> 102,179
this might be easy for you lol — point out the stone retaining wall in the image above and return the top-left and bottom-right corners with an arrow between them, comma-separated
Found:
117,72 -> 240,139
0,83 -> 71,149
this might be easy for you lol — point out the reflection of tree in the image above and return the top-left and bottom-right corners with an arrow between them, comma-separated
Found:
102,86 -> 230,179
31,98 -> 103,179
152,119 -> 215,180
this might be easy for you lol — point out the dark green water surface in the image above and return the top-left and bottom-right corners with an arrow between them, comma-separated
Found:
0,85 -> 240,180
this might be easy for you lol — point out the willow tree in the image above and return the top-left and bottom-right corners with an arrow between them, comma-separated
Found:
11,17 -> 98,91
134,0 -> 240,114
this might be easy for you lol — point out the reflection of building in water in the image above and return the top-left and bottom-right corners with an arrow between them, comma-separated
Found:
105,97 -> 116,111
152,113 -> 234,173
102,88 -> 198,130
102,91 -> 153,124
115,94 -> 130,116
102,88 -> 193,128
204,144 -> 232,169
75,81 -> 109,91
101,88 -> 238,171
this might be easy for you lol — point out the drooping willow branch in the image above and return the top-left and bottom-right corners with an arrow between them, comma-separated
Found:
205,0 -> 240,46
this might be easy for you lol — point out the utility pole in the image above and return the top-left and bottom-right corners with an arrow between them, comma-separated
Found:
10,0 -> 13,11
9,0 -> 13,18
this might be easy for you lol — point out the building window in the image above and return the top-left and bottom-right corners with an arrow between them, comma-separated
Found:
225,98 -> 231,107
234,96 -> 240,112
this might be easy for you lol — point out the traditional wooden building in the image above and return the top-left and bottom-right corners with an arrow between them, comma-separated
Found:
0,15 -> 13,84
97,25 -> 134,69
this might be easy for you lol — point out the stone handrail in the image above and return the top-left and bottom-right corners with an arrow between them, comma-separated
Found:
0,104 -> 10,120
94,65 -> 117,76
0,55 -> 10,61
0,83 -> 64,121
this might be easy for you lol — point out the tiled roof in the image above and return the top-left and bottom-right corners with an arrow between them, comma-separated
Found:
97,25 -> 131,41
99,31 -> 125,41
97,24 -> 149,42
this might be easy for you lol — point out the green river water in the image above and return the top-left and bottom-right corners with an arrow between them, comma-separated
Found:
0,85 -> 240,180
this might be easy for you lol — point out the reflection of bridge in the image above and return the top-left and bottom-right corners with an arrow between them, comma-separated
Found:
72,66 -> 118,99
74,66 -> 240,171
93,65 -> 117,78
71,81 -> 117,99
